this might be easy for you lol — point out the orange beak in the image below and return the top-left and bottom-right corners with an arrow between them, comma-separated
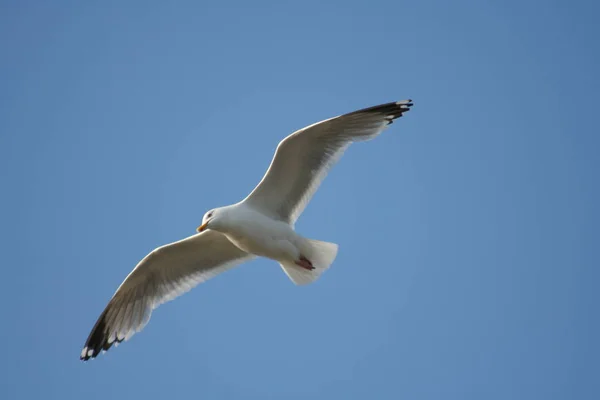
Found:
196,221 -> 209,233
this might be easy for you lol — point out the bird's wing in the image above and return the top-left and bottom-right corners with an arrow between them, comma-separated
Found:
242,100 -> 413,224
80,230 -> 253,360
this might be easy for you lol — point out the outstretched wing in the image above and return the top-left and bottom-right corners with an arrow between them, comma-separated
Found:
80,230 -> 253,360
243,100 -> 413,224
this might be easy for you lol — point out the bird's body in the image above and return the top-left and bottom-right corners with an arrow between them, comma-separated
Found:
80,100 -> 413,360
209,203 -> 301,262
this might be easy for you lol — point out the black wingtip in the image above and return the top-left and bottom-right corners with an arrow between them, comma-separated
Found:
80,308 -> 121,361
346,99 -> 414,124
398,99 -> 414,108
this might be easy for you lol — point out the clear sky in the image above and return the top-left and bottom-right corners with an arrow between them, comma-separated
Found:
1,1 -> 598,399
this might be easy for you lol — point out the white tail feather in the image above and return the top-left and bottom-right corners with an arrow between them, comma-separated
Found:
280,239 -> 339,285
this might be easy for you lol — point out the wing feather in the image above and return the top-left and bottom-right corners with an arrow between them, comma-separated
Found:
80,230 -> 253,360
243,100 -> 413,223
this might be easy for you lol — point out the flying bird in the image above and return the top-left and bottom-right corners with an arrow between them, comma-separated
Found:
80,100 -> 414,360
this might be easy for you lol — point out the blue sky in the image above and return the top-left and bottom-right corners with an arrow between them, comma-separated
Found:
1,1 -> 598,398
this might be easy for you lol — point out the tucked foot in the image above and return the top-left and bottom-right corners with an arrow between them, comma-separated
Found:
295,256 -> 315,271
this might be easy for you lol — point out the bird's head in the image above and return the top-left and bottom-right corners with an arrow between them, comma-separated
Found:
197,208 -> 219,233
197,207 -> 233,233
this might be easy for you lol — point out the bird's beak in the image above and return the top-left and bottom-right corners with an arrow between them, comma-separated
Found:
197,221 -> 209,233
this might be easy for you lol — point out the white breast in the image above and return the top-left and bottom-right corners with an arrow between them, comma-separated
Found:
221,205 -> 300,262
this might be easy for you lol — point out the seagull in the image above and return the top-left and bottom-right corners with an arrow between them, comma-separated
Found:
80,100 -> 414,360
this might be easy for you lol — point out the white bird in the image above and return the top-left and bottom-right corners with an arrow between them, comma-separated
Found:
80,100 -> 413,360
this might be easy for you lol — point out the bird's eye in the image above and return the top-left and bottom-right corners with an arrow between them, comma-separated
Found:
207,212 -> 213,219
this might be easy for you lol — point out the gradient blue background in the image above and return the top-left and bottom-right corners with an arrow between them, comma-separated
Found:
1,1 -> 598,398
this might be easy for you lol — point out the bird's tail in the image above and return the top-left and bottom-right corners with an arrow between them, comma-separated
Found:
280,238 -> 339,285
